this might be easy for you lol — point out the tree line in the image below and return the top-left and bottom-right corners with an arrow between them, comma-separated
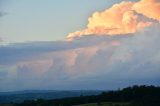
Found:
14,85 -> 160,106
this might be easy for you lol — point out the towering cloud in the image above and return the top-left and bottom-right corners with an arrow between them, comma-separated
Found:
133,0 -> 160,20
1,24 -> 160,91
67,0 -> 160,40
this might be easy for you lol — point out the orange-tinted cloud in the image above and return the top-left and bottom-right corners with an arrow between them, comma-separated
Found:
67,0 -> 159,40
133,0 -> 160,20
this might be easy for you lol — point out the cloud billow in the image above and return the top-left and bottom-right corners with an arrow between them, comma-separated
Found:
67,0 -> 160,40
0,24 -> 160,91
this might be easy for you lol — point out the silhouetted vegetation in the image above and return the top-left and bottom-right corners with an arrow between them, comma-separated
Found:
13,85 -> 160,106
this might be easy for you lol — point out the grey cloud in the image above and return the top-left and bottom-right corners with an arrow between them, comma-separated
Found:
0,41 -> 90,65
0,35 -> 130,65
0,12 -> 7,17
0,24 -> 160,91
0,37 -> 3,42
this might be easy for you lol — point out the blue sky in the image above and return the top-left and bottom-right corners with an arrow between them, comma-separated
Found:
0,0 -> 124,43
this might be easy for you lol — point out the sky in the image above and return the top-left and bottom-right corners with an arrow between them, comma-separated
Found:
0,0 -> 160,92
0,0 -> 126,43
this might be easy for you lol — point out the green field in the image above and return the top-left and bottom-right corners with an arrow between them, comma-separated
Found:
77,102 -> 130,106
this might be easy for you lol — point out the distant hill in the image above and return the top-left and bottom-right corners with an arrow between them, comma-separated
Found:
0,90 -> 102,103
13,85 -> 160,106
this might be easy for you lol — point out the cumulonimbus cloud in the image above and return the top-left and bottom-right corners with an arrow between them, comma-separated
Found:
1,24 -> 160,91
67,0 -> 160,40
0,0 -> 160,91
133,0 -> 160,20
